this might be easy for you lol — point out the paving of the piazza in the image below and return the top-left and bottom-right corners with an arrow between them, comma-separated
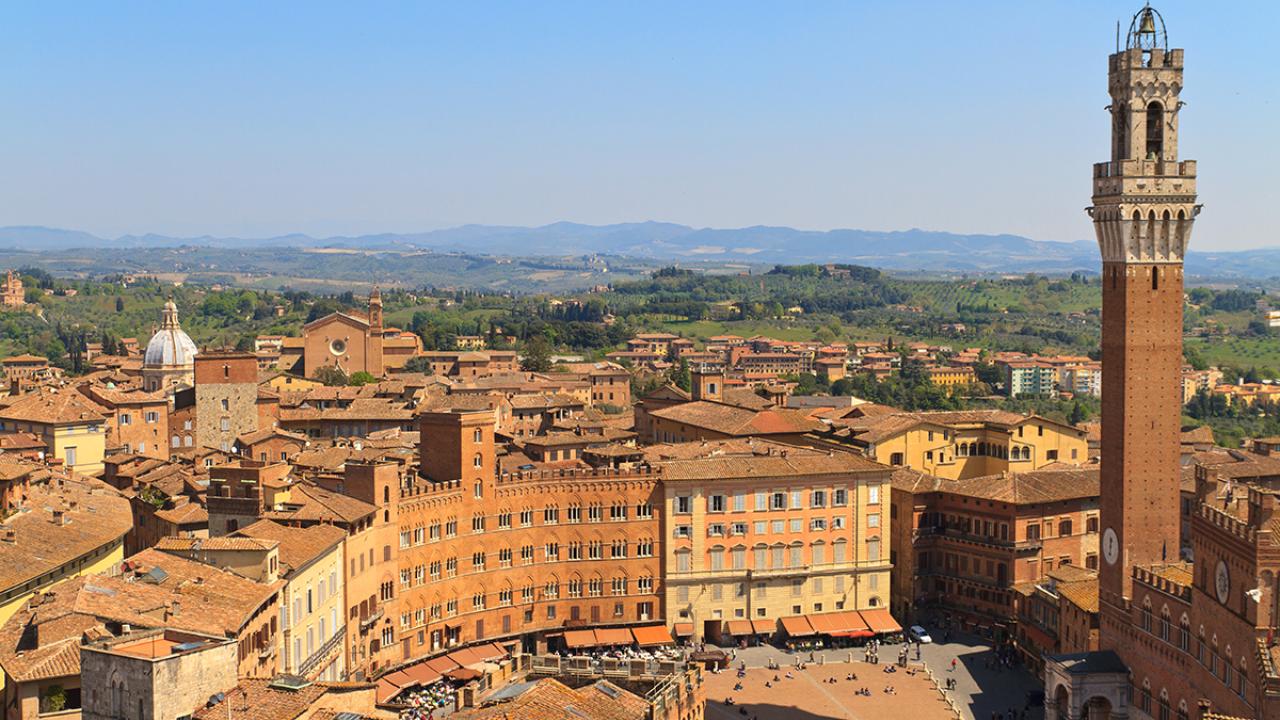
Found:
700,631 -> 1044,720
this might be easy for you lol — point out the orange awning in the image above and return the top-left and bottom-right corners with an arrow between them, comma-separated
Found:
750,619 -> 776,634
425,655 -> 461,674
446,667 -> 482,681
779,615 -> 816,637
563,629 -> 599,648
807,612 -> 845,634
479,642 -> 510,660
859,608 -> 903,635
376,678 -> 405,704
446,647 -> 488,667
631,625 -> 675,647
725,620 -> 754,636
673,623 -> 694,636
595,627 -> 634,646
832,611 -> 870,633
400,663 -> 442,686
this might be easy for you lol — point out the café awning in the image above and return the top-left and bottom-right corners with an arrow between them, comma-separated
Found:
860,608 -> 903,635
563,629 -> 599,648
447,646 -> 489,667
446,667 -> 483,681
673,623 -> 695,637
425,655 -> 461,674
750,619 -> 776,635
595,627 -> 634,646
725,620 -> 754,636
779,615 -> 816,637
832,611 -> 870,633
807,612 -> 846,635
631,625 -> 675,647
400,663 -> 442,686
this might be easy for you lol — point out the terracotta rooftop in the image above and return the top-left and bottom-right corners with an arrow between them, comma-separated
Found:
0,474 -> 132,593
261,482 -> 376,524
0,389 -> 107,426
155,536 -> 279,553
452,677 -> 649,720
648,401 -> 823,437
235,520 -> 345,575
894,467 -> 1099,505
193,677 -> 377,720
0,549 -> 281,683
647,439 -> 884,480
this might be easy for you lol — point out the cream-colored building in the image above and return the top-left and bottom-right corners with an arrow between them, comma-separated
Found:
647,440 -> 892,643
235,520 -> 348,681
817,409 -> 1089,480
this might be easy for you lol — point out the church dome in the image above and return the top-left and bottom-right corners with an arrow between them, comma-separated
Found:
143,299 -> 199,368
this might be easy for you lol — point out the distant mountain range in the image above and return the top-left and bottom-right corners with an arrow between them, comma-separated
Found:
1,223 -> 1277,278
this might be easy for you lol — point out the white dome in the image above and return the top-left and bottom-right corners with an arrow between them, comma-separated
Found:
143,300 -> 199,368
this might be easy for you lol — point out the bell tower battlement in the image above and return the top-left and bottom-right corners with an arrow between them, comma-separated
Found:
1091,5 -> 1200,265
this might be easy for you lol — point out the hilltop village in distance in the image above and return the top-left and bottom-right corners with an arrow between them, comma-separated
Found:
0,5 -> 1278,720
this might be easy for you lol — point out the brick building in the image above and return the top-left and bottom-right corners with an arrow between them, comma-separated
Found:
891,467 -> 1100,633
395,410 -> 663,659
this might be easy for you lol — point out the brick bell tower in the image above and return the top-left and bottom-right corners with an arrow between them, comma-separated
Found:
1092,5 -> 1200,636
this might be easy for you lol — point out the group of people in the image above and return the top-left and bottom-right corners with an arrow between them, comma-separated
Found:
396,680 -> 458,719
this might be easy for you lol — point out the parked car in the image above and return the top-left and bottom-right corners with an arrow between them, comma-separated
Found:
909,625 -> 933,643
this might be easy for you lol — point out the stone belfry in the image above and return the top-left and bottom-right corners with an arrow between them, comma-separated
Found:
1091,4 -> 1200,634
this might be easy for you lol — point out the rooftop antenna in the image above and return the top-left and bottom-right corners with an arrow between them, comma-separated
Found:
1116,20 -> 1121,53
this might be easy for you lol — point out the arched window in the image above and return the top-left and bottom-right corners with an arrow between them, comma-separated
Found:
1146,102 -> 1164,158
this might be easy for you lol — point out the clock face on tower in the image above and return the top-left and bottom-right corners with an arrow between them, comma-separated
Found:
1102,527 -> 1119,566
1215,560 -> 1230,604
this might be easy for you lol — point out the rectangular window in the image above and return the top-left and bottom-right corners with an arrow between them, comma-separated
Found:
755,492 -> 768,511
709,495 -> 726,513
811,490 -> 826,508
675,496 -> 692,514
707,523 -> 725,537
771,492 -> 786,510
733,492 -> 746,512
833,488 -> 848,506
867,513 -> 880,528
867,484 -> 880,504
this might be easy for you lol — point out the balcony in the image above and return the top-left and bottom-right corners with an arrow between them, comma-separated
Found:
299,624 -> 346,678
913,526 -> 1016,550
359,608 -> 384,633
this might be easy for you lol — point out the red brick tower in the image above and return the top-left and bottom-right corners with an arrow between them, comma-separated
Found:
1092,5 -> 1200,644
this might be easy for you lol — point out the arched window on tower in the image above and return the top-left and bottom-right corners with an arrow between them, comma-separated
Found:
1146,102 -> 1164,159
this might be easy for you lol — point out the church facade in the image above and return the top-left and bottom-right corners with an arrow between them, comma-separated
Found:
300,288 -> 422,378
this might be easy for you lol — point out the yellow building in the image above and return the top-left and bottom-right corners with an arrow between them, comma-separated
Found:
816,409 -> 1089,480
0,390 -> 108,474
648,440 -> 893,644
261,372 -> 325,393
0,470 -> 131,699
926,366 -> 978,391
236,520 -> 348,681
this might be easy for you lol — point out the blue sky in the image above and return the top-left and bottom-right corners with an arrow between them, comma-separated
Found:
1,1 -> 1276,249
